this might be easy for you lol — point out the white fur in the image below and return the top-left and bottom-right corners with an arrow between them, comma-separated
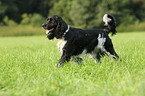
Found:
95,33 -> 113,59
97,34 -> 106,50
89,34 -> 106,62
57,39 -> 67,54
56,25 -> 70,54
103,14 -> 112,26
89,33 -> 114,62
57,25 -> 70,53
78,34 -> 107,60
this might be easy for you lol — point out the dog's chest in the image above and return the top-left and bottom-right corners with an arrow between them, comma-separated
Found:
57,39 -> 67,53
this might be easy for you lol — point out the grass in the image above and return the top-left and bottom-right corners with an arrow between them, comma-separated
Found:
0,32 -> 145,96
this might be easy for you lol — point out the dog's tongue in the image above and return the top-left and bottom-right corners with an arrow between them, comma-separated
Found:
46,30 -> 50,34
46,29 -> 53,34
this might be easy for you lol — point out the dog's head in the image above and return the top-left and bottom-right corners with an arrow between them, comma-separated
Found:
42,15 -> 68,40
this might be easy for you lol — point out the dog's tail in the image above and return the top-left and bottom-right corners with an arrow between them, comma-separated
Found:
103,14 -> 117,36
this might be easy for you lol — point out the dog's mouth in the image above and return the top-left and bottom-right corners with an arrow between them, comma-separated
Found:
46,28 -> 54,34
45,28 -> 55,40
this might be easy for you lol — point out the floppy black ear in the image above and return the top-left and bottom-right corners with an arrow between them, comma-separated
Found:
54,16 -> 68,39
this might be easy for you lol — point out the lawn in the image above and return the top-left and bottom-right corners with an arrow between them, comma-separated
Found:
0,32 -> 145,96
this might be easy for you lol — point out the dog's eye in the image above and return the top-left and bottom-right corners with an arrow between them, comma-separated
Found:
47,18 -> 53,23
49,18 -> 52,21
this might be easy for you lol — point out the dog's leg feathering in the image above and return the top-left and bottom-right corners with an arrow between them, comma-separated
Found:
71,57 -> 83,65
56,42 -> 76,67
56,54 -> 71,67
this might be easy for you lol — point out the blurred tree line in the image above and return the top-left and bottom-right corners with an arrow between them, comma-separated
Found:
0,0 -> 145,30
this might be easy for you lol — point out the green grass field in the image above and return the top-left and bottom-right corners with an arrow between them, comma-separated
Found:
0,32 -> 145,96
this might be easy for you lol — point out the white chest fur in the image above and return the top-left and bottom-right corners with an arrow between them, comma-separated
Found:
57,39 -> 67,54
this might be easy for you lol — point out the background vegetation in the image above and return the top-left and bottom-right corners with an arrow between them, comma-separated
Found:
0,0 -> 145,36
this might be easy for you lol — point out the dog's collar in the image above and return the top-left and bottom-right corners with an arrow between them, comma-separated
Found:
62,25 -> 70,37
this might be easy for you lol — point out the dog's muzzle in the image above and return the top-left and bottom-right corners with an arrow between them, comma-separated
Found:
46,28 -> 55,40
42,24 -> 55,40
47,33 -> 54,40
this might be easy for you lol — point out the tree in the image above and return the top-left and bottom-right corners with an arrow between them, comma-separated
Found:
0,0 -> 19,22
133,0 -> 145,21
69,0 -> 99,28
0,0 -> 145,27
50,0 -> 101,29
0,0 -> 54,23
49,0 -> 73,25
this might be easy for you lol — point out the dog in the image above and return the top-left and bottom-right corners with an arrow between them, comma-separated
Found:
42,14 -> 119,67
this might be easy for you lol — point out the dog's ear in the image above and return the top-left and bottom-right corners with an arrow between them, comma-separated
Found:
54,16 -> 68,39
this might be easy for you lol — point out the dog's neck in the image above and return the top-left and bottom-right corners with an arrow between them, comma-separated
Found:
62,25 -> 70,38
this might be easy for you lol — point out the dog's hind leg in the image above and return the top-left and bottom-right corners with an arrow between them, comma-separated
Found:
104,46 -> 119,60
111,49 -> 119,59
71,57 -> 83,65
90,52 -> 101,64
104,38 -> 120,60
94,52 -> 101,64
108,48 -> 119,59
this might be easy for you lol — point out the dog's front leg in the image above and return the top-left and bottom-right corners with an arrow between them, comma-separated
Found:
56,46 -> 75,67
56,39 -> 76,67
56,53 -> 71,67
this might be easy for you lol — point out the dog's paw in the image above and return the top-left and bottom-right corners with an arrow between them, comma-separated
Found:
55,63 -> 63,67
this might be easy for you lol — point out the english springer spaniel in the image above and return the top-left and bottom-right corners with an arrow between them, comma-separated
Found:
42,14 -> 119,67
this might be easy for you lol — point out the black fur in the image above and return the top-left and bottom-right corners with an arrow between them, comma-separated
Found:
42,15 -> 119,67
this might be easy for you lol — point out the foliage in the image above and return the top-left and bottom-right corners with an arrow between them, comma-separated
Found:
0,32 -> 145,96
50,0 -> 102,28
49,0 -> 73,25
0,0 -> 145,32
3,16 -> 17,26
0,1 -> 7,14
0,0 -> 19,22
21,13 -> 32,25
21,13 -> 46,27
50,0 -> 145,29
69,0 -> 99,28
0,0 -> 55,23
0,25 -> 45,36
30,13 -> 46,27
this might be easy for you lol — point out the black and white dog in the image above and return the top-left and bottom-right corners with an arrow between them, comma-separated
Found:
42,14 -> 119,67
